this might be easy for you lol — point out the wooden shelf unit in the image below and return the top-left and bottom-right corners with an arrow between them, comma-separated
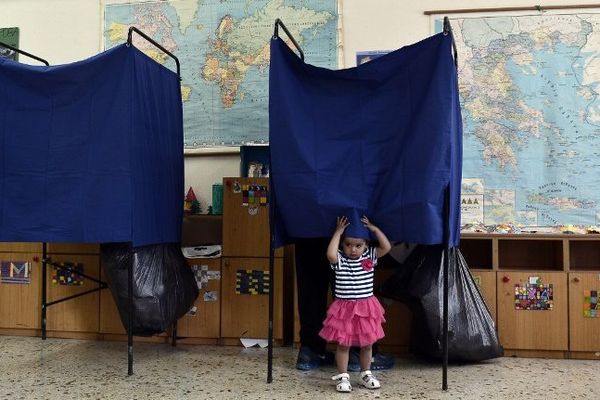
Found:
0,243 -> 42,331
498,239 -> 563,271
175,257 -> 221,344
2,225 -> 597,358
176,214 -> 223,344
460,233 -> 600,359
569,239 -> 600,271
221,177 -> 288,343
459,237 -> 493,269
497,271 -> 568,351
469,270 -> 497,323
374,265 -> 413,353
0,243 -> 103,338
45,252 -> 101,333
0,201 -> 290,347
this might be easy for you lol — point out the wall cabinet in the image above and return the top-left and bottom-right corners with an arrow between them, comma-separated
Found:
176,257 -> 221,342
497,271 -> 568,351
99,270 -> 126,335
3,215 -> 598,358
460,233 -> 600,358
470,270 -> 497,323
568,272 -> 600,352
0,244 -> 41,330
221,177 -> 287,342
0,243 -> 101,337
374,267 -> 412,352
221,257 -> 283,340
222,177 -> 282,258
45,253 -> 100,333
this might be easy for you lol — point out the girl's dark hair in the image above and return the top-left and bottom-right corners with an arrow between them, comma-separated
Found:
340,234 -> 370,246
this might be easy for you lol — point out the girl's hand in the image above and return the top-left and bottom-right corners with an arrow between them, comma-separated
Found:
336,216 -> 350,233
361,215 -> 378,232
362,215 -> 392,257
328,216 -> 349,263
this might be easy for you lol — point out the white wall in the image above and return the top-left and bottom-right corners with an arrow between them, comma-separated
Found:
1,0 -> 595,207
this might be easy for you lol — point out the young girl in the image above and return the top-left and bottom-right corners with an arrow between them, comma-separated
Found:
319,215 -> 392,392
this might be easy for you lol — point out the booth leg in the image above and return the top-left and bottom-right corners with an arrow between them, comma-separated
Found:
442,187 -> 450,391
128,245 -> 134,376
442,247 -> 449,390
172,322 -> 177,347
41,243 -> 47,340
267,243 -> 274,383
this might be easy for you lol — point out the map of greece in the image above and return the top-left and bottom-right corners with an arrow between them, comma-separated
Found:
445,14 -> 600,226
104,0 -> 337,147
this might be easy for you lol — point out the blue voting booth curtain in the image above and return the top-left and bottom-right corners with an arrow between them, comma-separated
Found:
0,44 -> 183,246
269,33 -> 462,247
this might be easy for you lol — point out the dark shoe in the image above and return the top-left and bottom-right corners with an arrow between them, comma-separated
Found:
348,350 -> 394,372
296,346 -> 335,370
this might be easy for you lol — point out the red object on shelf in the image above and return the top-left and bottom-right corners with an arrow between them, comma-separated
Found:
184,187 -> 197,212
33,256 -> 40,262
185,187 -> 197,202
502,275 -> 510,283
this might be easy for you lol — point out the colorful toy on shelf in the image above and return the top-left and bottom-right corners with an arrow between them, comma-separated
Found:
586,226 -> 600,234
184,187 -> 197,212
560,225 -> 575,234
559,225 -> 586,234
460,223 -> 490,233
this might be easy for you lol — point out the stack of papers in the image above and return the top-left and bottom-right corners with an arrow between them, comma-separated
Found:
182,245 -> 222,258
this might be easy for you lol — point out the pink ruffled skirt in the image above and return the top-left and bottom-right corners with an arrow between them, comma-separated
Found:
319,296 -> 385,347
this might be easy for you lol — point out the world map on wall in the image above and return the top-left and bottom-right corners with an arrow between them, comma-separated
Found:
104,0 -> 338,148
442,14 -> 600,227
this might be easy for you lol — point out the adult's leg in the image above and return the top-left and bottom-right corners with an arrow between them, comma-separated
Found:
295,237 -> 333,369
295,237 -> 331,353
349,342 -> 394,371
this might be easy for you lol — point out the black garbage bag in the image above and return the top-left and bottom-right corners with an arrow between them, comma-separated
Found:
378,244 -> 503,362
101,243 -> 199,336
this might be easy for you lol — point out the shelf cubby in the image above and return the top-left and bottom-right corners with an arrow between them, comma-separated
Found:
498,239 -> 563,270
459,238 -> 493,269
569,240 -> 600,270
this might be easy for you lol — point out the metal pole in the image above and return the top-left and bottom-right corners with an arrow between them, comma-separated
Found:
267,174 -> 276,383
0,40 -> 49,65
442,20 -> 457,390
127,27 -> 181,78
442,187 -> 450,391
128,243 -> 134,376
41,243 -> 47,340
273,19 -> 305,61
172,322 -> 177,347
267,234 -> 275,383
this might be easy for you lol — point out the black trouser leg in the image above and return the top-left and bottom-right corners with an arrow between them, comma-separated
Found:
295,237 -> 332,354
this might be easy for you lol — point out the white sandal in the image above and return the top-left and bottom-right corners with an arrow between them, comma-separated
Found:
359,370 -> 381,389
332,372 -> 352,392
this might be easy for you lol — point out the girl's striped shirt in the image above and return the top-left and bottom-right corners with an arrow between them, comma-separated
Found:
330,247 -> 377,300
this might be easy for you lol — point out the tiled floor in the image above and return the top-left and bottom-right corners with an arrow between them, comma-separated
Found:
0,335 -> 598,400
